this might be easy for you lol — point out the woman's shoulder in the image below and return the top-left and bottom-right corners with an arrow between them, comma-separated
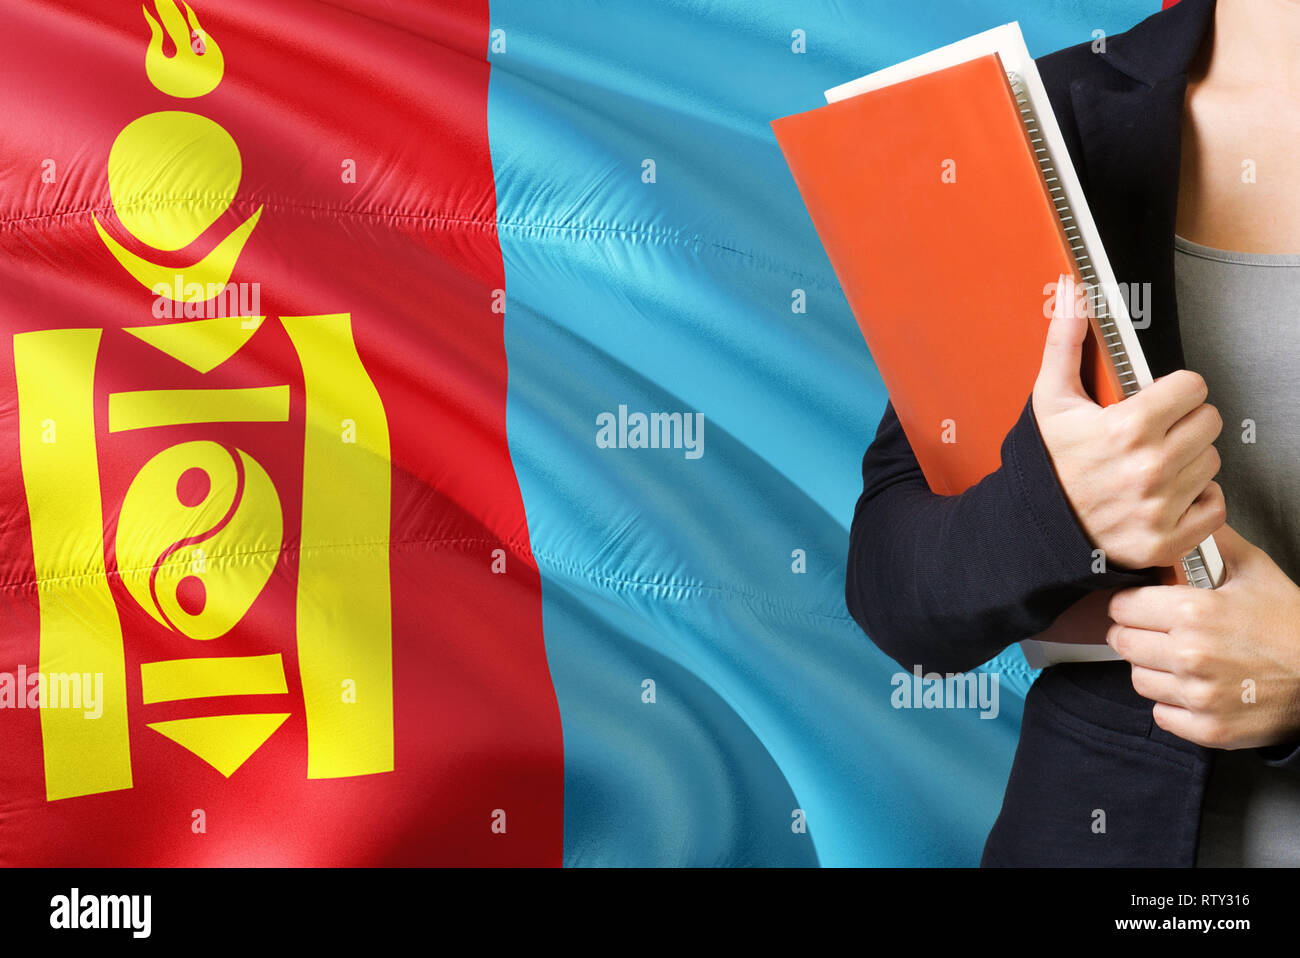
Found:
1034,0 -> 1217,101
1035,37 -> 1121,102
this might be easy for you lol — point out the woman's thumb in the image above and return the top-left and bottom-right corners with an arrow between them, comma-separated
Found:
1034,274 -> 1093,408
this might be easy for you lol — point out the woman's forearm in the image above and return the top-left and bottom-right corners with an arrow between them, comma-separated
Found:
845,396 -> 1159,673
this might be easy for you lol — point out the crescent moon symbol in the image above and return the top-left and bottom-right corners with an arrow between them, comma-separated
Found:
93,206 -> 263,303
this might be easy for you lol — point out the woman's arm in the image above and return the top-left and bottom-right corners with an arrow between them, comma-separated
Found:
846,270 -> 1226,674
845,395 -> 1157,674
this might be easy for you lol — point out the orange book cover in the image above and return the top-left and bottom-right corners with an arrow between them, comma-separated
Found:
772,52 -> 1123,497
773,51 -> 1199,661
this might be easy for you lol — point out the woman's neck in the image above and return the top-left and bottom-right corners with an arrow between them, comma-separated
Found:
1176,0 -> 1300,254
1195,0 -> 1300,98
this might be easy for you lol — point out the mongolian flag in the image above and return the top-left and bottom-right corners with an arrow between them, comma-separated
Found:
0,0 -> 562,866
1,0 -> 1159,867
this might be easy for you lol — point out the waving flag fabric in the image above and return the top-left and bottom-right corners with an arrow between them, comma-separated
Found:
1,0 -> 1153,866
1,0 -> 562,866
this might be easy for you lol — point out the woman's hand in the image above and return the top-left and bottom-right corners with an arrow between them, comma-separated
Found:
1106,523 -> 1300,750
1032,275 -> 1226,571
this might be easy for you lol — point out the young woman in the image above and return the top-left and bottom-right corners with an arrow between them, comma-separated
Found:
845,0 -> 1300,866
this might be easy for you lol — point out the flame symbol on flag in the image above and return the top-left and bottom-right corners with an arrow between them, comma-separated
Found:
94,2 -> 261,306
143,0 -> 224,98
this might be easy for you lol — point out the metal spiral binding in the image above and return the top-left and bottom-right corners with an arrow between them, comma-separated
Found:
1007,71 -> 1215,589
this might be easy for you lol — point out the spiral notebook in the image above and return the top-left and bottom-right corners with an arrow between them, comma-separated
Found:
772,22 -> 1224,667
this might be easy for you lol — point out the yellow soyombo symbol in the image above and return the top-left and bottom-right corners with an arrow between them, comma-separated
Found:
123,315 -> 266,375
115,440 -> 283,641
143,0 -> 224,98
13,329 -> 132,802
108,112 -> 240,250
13,2 -> 396,799
93,109 -> 262,302
94,2 -> 261,303
17,314 -> 396,795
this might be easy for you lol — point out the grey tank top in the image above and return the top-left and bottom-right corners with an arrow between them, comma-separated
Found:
1173,234 -> 1300,867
